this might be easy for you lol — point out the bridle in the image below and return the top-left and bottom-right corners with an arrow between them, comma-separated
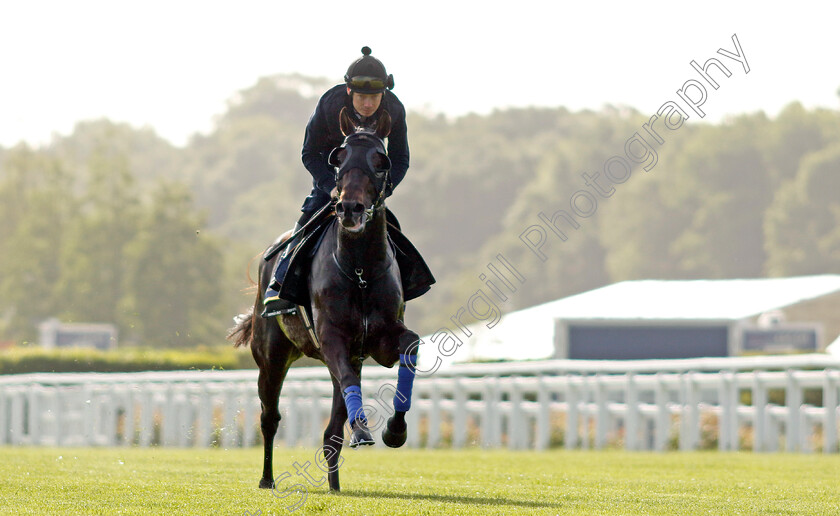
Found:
328,131 -> 392,218
327,131 -> 394,345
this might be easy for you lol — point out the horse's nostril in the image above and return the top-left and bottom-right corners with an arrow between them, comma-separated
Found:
338,201 -> 365,217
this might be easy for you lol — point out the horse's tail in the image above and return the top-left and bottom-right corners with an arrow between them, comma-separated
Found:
227,252 -> 263,348
227,308 -> 254,348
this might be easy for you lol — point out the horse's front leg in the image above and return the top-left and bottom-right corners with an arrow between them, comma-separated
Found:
320,337 -> 375,450
323,377 -> 347,492
382,329 -> 420,448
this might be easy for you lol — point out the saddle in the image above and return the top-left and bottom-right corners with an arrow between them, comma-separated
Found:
278,209 -> 435,306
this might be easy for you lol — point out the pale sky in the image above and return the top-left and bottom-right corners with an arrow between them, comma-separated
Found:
2,1 -> 838,148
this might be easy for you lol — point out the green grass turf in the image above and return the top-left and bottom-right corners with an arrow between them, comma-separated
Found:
1,446 -> 838,515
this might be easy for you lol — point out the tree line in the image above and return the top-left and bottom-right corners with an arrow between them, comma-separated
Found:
1,74 -> 838,345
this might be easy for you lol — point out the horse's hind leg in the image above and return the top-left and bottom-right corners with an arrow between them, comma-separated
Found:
257,368 -> 283,488
323,376 -> 348,492
254,332 -> 298,489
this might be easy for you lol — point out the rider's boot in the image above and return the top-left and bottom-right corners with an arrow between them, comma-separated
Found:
261,223 -> 303,318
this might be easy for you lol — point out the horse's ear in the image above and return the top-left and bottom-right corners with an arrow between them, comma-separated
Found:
376,110 -> 392,140
339,107 -> 355,137
328,147 -> 346,168
372,152 -> 391,172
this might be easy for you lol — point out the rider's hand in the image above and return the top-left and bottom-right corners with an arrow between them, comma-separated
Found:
330,187 -> 339,199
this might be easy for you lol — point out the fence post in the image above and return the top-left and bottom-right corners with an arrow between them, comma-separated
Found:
594,374 -> 608,450
766,408 -> 780,452
224,388 -> 239,448
718,371 -> 738,451
28,386 -> 42,445
82,385 -> 95,446
800,405 -> 812,453
752,373 -> 766,452
102,390 -> 119,446
124,387 -> 137,446
482,377 -> 498,448
578,376 -> 590,449
625,373 -> 639,451
824,370 -> 838,454
580,375 -> 592,450
509,377 -> 524,449
679,372 -> 697,451
786,370 -> 802,452
54,388 -> 65,446
195,385 -> 213,447
535,376 -> 550,450
178,388 -> 194,448
427,381 -> 441,449
307,386 -> 322,449
284,385 -> 298,448
654,373 -> 670,451
727,371 -> 740,450
566,377 -> 579,450
245,385 -> 261,448
166,385 -> 182,447
9,388 -> 24,445
0,386 -> 8,445
406,396 -> 421,448
453,379 -> 467,449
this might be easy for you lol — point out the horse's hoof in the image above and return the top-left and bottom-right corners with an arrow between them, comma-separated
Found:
382,416 -> 407,448
258,478 -> 274,489
349,422 -> 375,448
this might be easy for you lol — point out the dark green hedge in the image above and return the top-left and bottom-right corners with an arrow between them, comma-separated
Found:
0,346 -> 254,374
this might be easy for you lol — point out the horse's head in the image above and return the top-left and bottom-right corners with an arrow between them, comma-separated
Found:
328,107 -> 392,233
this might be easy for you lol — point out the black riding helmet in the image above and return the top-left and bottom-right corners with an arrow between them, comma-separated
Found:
345,46 -> 394,94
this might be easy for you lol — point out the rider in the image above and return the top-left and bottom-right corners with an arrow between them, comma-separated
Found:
262,46 -> 410,317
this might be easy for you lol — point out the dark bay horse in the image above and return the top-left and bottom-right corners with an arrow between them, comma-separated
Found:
228,108 -> 420,492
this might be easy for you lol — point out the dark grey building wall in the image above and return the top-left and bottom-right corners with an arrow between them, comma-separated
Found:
568,325 -> 729,360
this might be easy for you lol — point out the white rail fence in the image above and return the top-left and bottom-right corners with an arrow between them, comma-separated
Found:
1,354 -> 839,452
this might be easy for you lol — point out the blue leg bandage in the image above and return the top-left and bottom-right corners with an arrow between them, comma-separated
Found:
343,385 -> 366,424
394,354 -> 417,412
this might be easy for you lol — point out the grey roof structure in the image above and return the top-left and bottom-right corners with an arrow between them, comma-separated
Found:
439,275 -> 840,364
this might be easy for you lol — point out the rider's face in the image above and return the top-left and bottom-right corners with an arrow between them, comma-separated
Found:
350,90 -> 383,117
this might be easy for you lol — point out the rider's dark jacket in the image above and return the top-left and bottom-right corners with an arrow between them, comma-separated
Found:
300,84 -> 409,214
